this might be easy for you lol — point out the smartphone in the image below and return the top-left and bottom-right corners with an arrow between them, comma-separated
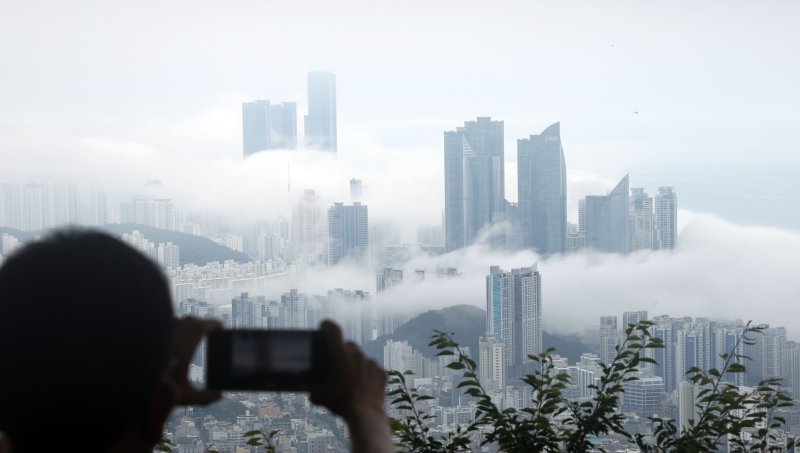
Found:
206,329 -> 328,391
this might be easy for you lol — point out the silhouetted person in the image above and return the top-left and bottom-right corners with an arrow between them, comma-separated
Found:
0,231 -> 392,453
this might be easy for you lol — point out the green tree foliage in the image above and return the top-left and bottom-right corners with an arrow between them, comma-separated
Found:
388,321 -> 796,453
242,428 -> 279,453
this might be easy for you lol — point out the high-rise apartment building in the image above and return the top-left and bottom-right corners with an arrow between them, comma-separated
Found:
231,292 -> 269,329
304,71 -> 337,152
585,175 -> 630,254
444,117 -> 505,251
376,268 -> 403,292
242,100 -> 298,156
291,190 -> 326,265
629,188 -> 654,251
622,311 -> 648,330
745,324 -> 786,386
713,326 -> 746,387
120,198 -> 176,230
486,265 -> 542,376
786,341 -> 800,399
599,316 -> 619,365
281,289 -> 308,329
654,187 -> 678,250
517,122 -> 567,255
327,202 -> 368,265
679,382 -> 703,432
156,242 -> 180,269
478,335 -> 506,393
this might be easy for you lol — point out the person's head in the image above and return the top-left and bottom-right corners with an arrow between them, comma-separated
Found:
0,230 -> 175,452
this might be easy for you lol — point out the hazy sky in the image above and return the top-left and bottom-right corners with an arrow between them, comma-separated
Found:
2,1 -> 800,334
2,0 -> 800,228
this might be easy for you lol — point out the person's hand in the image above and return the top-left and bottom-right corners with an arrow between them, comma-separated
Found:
309,320 -> 387,424
170,317 -> 222,406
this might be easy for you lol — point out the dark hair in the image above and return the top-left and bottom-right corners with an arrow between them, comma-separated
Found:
0,230 -> 174,452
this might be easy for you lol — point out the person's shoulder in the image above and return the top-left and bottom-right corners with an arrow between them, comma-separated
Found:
0,432 -> 11,453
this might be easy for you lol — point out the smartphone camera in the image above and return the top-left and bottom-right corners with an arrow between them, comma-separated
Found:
206,329 -> 328,391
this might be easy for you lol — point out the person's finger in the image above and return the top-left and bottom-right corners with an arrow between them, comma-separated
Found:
173,318 -> 220,366
319,320 -> 344,345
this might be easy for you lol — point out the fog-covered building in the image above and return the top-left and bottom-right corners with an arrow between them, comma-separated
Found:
517,122 -> 567,255
585,175 -> 630,254
444,117 -> 505,251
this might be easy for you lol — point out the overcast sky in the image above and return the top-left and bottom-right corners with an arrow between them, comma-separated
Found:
2,1 -> 800,334
2,0 -> 799,228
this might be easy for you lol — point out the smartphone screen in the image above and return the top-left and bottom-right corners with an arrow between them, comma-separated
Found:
231,331 -> 312,377
207,330 -> 326,391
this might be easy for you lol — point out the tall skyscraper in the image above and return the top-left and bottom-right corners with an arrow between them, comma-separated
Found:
304,71 -> 337,152
327,202 -> 368,265
629,188 -> 654,251
291,190 -> 326,265
268,102 -> 298,149
242,100 -> 298,156
585,175 -> 630,254
517,122 -> 567,255
486,265 -> 542,376
444,117 -> 505,251
654,187 -> 678,250
599,316 -> 619,365
242,100 -> 269,156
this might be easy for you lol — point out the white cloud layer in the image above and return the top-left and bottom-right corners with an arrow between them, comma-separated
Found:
3,131 -> 798,338
269,212 -> 800,339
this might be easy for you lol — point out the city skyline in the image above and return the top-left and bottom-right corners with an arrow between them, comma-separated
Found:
3,2 -> 800,450
3,2 -> 798,231
1,2 -> 798,339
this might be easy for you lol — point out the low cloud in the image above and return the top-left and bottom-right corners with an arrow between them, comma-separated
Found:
3,116 -> 798,339
258,212 -> 800,338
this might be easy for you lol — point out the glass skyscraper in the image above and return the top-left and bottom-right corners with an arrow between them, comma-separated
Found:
585,174 -> 630,254
304,71 -> 337,152
242,100 -> 297,156
444,117 -> 504,251
267,102 -> 297,150
517,122 -> 567,255
242,100 -> 270,157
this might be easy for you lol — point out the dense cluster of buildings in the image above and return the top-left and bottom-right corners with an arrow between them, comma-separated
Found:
444,118 -> 678,256
9,71 -> 794,452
